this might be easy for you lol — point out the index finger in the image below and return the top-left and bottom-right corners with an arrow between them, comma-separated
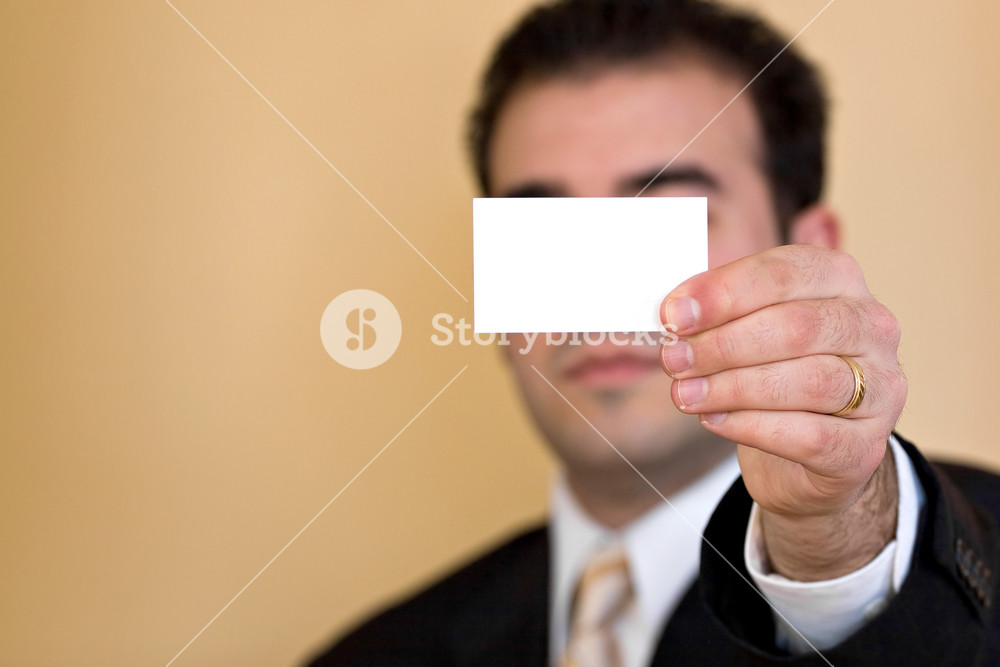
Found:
659,245 -> 869,335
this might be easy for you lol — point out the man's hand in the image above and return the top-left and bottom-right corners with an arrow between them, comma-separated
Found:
659,245 -> 907,581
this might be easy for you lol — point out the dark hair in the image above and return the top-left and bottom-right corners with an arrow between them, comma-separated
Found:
468,0 -> 827,234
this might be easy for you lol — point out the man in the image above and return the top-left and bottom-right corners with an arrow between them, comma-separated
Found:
308,0 -> 1000,664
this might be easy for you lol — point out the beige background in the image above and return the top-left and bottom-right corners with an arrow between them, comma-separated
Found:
1,1 -> 998,665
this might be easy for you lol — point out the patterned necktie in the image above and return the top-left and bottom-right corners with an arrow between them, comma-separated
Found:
562,542 -> 634,667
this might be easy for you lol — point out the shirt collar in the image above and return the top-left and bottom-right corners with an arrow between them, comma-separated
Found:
549,455 -> 740,656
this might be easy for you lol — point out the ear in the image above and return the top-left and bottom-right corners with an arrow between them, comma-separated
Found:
787,203 -> 840,250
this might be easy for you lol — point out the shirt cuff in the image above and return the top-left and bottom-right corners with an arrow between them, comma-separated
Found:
743,435 -> 923,654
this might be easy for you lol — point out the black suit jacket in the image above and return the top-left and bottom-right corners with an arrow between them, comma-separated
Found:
307,436 -> 1000,665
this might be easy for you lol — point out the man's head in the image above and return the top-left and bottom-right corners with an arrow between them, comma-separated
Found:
470,0 -> 839,522
469,0 -> 828,236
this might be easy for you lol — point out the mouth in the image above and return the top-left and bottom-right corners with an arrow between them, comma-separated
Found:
564,350 -> 663,389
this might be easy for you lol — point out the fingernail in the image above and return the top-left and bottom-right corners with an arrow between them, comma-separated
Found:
700,412 -> 727,426
664,298 -> 700,332
660,340 -> 693,375
677,377 -> 707,408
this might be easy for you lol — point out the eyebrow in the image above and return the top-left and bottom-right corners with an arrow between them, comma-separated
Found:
495,183 -> 566,198
620,166 -> 720,196
494,165 -> 720,199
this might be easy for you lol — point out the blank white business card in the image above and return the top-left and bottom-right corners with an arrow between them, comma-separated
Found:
473,197 -> 707,333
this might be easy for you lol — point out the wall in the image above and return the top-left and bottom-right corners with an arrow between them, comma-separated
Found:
1,2 -> 997,665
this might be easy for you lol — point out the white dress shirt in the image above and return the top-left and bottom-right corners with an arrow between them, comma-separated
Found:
549,435 -> 922,666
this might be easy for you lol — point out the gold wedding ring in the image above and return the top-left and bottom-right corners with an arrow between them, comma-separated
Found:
831,355 -> 866,417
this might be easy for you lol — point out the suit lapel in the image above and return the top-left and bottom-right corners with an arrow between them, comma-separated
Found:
448,526 -> 551,666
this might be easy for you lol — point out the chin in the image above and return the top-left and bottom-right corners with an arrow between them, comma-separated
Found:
550,420 -> 682,470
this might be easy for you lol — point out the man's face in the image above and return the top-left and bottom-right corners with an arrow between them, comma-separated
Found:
488,59 -> 784,492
